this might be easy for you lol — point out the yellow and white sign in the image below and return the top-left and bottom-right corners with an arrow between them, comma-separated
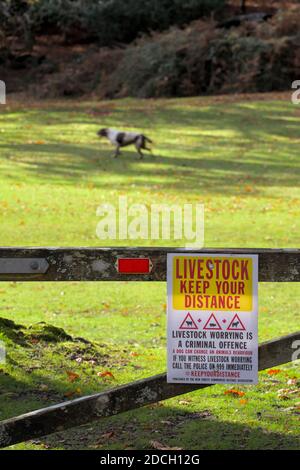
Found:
167,253 -> 258,385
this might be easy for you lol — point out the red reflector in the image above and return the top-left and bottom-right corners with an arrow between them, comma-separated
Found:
117,258 -> 151,274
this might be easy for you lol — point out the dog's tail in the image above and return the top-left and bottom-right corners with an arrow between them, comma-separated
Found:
143,135 -> 153,144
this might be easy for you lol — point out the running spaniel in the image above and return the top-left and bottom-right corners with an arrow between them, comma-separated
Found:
97,128 -> 153,159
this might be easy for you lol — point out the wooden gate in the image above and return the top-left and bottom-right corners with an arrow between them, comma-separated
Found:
0,248 -> 299,447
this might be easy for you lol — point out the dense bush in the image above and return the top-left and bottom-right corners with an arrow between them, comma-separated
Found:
106,7 -> 300,98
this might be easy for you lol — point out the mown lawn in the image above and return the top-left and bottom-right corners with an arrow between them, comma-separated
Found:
0,93 -> 299,450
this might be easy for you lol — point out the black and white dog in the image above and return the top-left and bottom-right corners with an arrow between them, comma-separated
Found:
97,128 -> 153,159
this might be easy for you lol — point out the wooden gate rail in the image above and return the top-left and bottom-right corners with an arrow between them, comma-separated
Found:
0,248 -> 299,281
0,247 -> 299,447
0,332 -> 299,448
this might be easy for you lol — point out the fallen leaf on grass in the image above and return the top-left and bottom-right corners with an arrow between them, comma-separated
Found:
244,185 -> 255,193
178,400 -> 191,405
129,351 -> 139,357
64,388 -> 81,398
267,369 -> 281,375
27,140 -> 46,145
66,370 -> 80,382
101,302 -> 110,309
29,338 -> 39,344
150,440 -> 183,451
224,389 -> 245,397
97,370 -> 115,379
239,399 -> 248,405
64,390 -> 76,398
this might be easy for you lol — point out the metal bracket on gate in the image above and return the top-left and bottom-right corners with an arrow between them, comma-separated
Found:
0,258 -> 49,274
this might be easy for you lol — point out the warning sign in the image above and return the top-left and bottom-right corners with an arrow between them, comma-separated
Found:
227,314 -> 245,331
180,313 -> 198,330
203,313 -> 222,331
167,253 -> 258,385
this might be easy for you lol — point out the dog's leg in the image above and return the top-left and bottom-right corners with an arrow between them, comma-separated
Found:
137,147 -> 144,159
113,145 -> 121,158
143,146 -> 154,157
135,141 -> 144,159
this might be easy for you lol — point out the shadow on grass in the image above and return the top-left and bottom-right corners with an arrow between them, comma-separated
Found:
36,403 -> 300,450
0,139 -> 299,196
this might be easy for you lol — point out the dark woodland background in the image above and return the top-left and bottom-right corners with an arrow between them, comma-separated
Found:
1,0 -> 300,98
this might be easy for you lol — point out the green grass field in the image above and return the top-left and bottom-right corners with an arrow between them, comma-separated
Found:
0,94 -> 299,450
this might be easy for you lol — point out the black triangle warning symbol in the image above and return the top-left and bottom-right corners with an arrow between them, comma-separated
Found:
203,313 -> 222,330
227,314 -> 245,331
179,313 -> 198,330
